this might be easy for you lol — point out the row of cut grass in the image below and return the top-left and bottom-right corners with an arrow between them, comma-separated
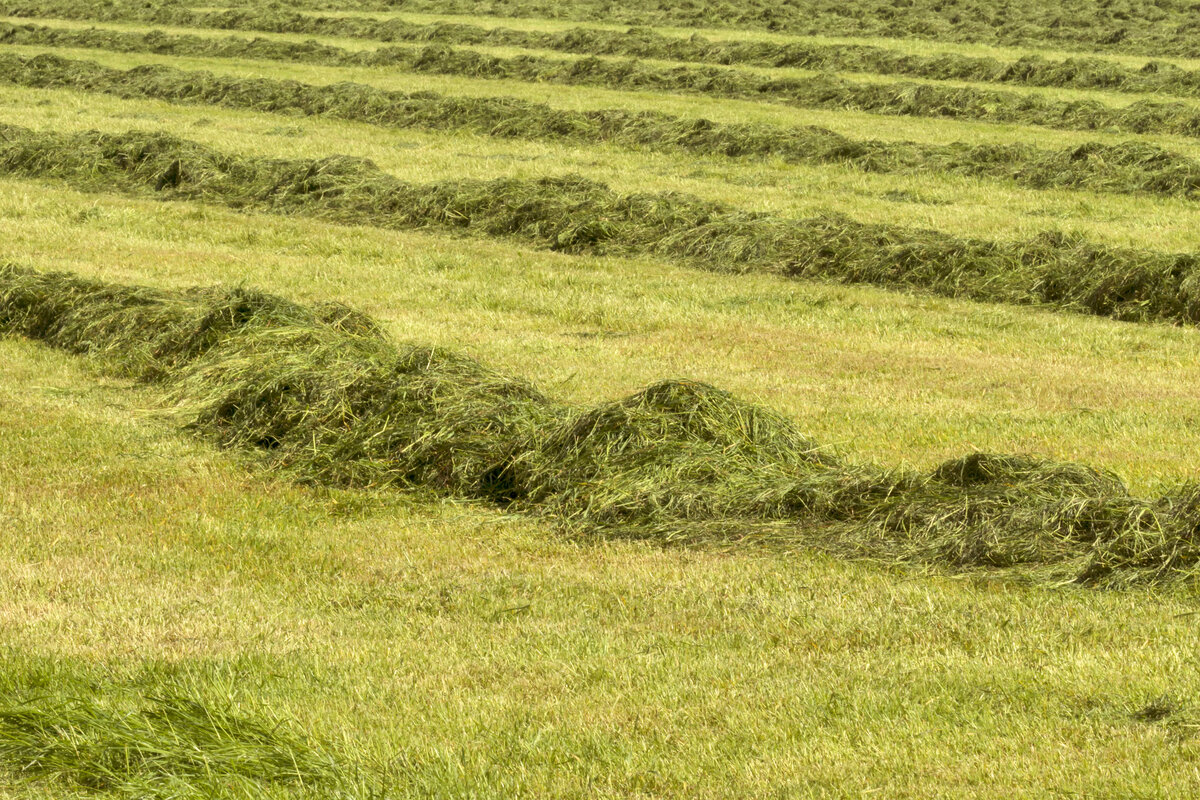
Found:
5,123 -> 1200,331
5,178 -> 1200,493
7,263 -> 1200,587
12,15 -> 1200,142
9,51 -> 1200,205
194,0 -> 1200,59
14,0 -> 1200,100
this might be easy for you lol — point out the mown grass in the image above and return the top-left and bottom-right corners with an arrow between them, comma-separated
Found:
6,123 -> 1200,335
16,0 -> 1200,100
13,261 -> 1200,587
3,177 -> 1200,495
16,32 -> 1200,158
196,0 -> 1200,59
11,49 -> 1200,207
4,2 -> 1200,797
30,2 -> 1200,74
13,14 -> 1200,141
4,322 -> 1200,798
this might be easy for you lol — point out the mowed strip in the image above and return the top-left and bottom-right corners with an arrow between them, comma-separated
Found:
11,28 -> 1200,157
3,178 -> 1200,494
5,47 -> 1200,259
184,0 -> 1200,59
8,121 -> 1200,336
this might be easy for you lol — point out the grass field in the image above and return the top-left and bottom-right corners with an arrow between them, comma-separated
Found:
4,1 -> 1200,797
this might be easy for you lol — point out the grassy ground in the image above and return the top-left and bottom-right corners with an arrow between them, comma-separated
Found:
4,2 -> 1200,798
6,336 -> 1200,798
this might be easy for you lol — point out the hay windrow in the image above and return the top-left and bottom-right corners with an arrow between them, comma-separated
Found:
10,0 -> 1200,100
1,123 -> 1200,328
8,0 -> 1200,59
3,264 -> 1200,588
7,51 -> 1200,204
11,19 -> 1200,141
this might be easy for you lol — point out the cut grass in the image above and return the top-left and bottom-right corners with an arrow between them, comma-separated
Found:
13,18 -> 1200,142
3,3 -> 1200,795
5,177 -> 1200,496
5,264 -> 1200,588
5,123 -> 1200,331
13,0 -> 1200,100
192,0 -> 1200,59
10,51 -> 1200,205
5,348 -> 1200,798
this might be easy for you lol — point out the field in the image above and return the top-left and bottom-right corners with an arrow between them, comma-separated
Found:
5,0 -> 1200,797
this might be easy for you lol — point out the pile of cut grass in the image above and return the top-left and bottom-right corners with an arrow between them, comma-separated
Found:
4,264 -> 1200,588
2,124 -> 1200,328
9,51 -> 1200,203
11,1 -> 1200,99
11,19 -> 1200,141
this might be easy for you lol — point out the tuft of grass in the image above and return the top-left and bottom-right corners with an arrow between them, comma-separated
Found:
5,264 -> 1200,587
0,694 -> 335,795
0,658 -> 344,799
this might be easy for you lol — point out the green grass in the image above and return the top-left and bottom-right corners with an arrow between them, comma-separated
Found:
5,335 -> 1200,797
5,1 -> 1200,796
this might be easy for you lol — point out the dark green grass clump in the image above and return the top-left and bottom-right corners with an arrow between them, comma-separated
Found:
4,265 -> 1200,587
3,123 -> 1200,328
12,18 -> 1200,141
0,664 -> 340,797
9,52 -> 1200,205
10,0 -> 1200,100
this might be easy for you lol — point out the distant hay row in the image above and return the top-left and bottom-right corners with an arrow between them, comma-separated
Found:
9,17 -> 1200,141
2,124 -> 1200,327
5,0 -> 1200,58
4,264 -> 1200,587
8,2 -> 1198,99
8,52 -> 1200,204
